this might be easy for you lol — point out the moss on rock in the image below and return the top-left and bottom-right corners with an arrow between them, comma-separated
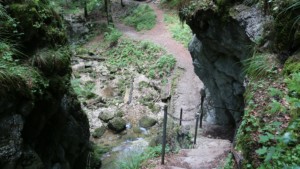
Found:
139,116 -> 157,129
5,0 -> 67,52
98,111 -> 114,123
92,126 -> 106,138
107,117 -> 126,133
32,47 -> 71,76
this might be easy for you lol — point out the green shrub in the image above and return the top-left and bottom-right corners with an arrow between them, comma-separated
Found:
257,118 -> 300,169
243,53 -> 277,79
71,79 -> 96,100
223,153 -> 234,169
160,0 -> 182,8
6,0 -> 67,50
123,4 -> 156,31
284,56 -> 300,75
87,0 -> 104,12
0,60 -> 49,97
104,26 -> 122,43
104,39 -> 175,79
164,13 -> 192,47
115,145 -> 164,169
155,54 -> 176,77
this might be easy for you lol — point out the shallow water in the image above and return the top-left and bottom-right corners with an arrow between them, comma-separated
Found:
101,137 -> 149,169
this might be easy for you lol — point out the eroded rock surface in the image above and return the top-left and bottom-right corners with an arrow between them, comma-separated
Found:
187,4 -> 268,125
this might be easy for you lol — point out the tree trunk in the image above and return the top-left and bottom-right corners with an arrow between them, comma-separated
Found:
84,0 -> 88,18
105,0 -> 113,25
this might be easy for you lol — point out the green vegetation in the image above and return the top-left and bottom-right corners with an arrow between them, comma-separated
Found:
223,153 -> 234,169
0,59 -> 49,97
89,143 -> 112,169
123,4 -> 156,31
71,79 -> 96,100
104,39 -> 176,79
160,0 -> 182,8
236,51 -> 300,168
115,145 -> 167,169
179,0 -> 218,22
104,26 -> 122,43
8,1 -> 67,49
238,5 -> 299,166
154,54 -> 176,78
0,1 -> 65,97
164,13 -> 192,47
243,53 -> 277,79
32,47 -> 71,75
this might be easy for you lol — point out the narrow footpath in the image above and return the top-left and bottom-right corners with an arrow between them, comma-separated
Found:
114,2 -> 231,169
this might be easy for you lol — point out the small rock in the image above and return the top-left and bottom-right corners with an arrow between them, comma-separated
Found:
98,112 -> 114,123
108,117 -> 126,133
92,126 -> 106,138
139,116 -> 157,129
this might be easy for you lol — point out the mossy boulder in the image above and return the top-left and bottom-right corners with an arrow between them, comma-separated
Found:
32,48 -> 71,76
98,111 -> 114,123
139,116 -> 157,129
92,126 -> 106,138
5,1 -> 67,52
107,117 -> 126,133
133,126 -> 142,134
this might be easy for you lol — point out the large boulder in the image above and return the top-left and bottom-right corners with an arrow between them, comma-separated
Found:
98,111 -> 114,123
139,116 -> 157,129
92,126 -> 107,138
108,117 -> 126,133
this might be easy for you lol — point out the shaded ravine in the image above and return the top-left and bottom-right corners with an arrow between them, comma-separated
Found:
115,3 -> 203,125
114,2 -> 232,169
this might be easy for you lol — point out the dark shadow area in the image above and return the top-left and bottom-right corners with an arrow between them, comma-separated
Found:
201,122 -> 235,142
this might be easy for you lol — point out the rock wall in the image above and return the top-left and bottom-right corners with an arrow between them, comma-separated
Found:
187,4 -> 267,125
0,1 -> 91,168
0,89 -> 90,169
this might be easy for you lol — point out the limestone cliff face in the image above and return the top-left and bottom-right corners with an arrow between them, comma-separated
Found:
187,5 -> 267,125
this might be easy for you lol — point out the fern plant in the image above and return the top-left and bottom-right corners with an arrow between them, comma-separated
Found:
243,53 -> 276,79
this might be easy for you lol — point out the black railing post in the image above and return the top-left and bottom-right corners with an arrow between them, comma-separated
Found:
161,105 -> 168,165
194,113 -> 199,144
199,89 -> 206,128
179,108 -> 183,126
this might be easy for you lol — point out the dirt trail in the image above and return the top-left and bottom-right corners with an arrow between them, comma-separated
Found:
114,2 -> 231,169
115,2 -> 203,125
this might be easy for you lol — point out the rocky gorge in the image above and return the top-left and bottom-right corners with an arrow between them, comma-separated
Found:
186,4 -> 267,126
1,0 -> 299,168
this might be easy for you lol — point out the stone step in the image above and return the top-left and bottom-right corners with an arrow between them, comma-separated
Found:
177,137 -> 231,169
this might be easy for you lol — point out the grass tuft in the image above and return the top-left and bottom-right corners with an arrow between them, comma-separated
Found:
32,47 -> 71,76
164,13 -> 192,47
243,53 -> 277,79
123,4 -> 156,31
